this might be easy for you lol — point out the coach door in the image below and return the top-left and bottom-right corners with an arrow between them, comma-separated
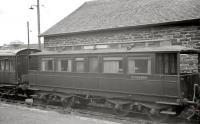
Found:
155,53 -> 178,96
16,53 -> 28,81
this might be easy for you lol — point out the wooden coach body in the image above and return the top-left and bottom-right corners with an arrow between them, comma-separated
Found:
0,49 -> 40,86
27,46 -> 200,105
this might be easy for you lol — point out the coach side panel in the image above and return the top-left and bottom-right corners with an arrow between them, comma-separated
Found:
28,53 -> 179,103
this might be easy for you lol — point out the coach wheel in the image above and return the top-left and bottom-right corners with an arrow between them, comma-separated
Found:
67,96 -> 76,108
146,108 -> 169,123
61,97 -> 72,108
79,98 -> 90,108
34,93 -> 48,105
113,103 -> 130,117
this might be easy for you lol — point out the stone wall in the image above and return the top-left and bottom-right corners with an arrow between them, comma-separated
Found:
44,23 -> 200,50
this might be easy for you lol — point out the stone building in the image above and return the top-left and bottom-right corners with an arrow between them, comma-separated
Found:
41,0 -> 200,51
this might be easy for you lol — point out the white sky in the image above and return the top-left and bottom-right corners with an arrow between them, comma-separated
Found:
0,0 -> 90,46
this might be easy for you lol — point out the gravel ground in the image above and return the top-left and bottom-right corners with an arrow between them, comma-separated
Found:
0,102 -> 121,124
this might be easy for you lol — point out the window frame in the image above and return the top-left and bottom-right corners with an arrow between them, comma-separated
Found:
102,56 -> 124,74
88,57 -> 99,73
41,58 -> 55,72
128,56 -> 151,75
74,57 -> 85,73
57,58 -> 72,72
155,53 -> 177,75
0,59 -> 5,71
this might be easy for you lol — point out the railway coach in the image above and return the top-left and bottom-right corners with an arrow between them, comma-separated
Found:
26,45 -> 200,120
0,48 -> 40,87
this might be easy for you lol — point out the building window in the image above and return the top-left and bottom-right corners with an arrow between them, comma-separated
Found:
134,42 -> 145,48
74,46 -> 82,50
96,44 -> 109,49
88,57 -> 98,73
75,58 -> 85,72
57,59 -> 72,72
41,58 -> 54,71
103,57 -> 123,73
148,42 -> 160,47
109,44 -> 119,49
128,57 -> 151,74
83,45 -> 94,50
46,47 -> 56,51
63,46 -> 73,51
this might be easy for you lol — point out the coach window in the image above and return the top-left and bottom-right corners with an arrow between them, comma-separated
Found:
0,60 -> 4,71
9,60 -> 15,72
5,59 -> 9,71
57,59 -> 72,72
41,58 -> 54,71
128,57 -> 151,74
103,57 -> 123,73
75,58 -> 85,72
156,53 -> 177,75
88,57 -> 98,73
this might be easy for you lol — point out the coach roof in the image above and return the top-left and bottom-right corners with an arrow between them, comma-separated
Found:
0,49 -> 40,56
31,45 -> 200,56
42,0 -> 200,36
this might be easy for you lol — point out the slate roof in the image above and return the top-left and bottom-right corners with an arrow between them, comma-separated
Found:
42,0 -> 200,36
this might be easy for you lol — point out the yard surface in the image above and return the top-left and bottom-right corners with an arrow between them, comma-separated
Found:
0,102 -> 121,124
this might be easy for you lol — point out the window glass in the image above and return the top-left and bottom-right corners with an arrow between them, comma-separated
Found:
89,57 -> 98,73
103,57 -> 123,73
41,58 -> 54,71
63,46 -> 73,51
148,42 -> 160,47
128,57 -> 151,74
164,54 -> 169,74
96,45 -> 109,49
47,60 -> 53,70
10,60 -> 15,72
74,46 -> 82,50
134,42 -> 145,48
0,60 -> 4,71
109,44 -> 119,49
57,59 -> 72,72
5,60 -> 9,71
156,53 -> 177,75
75,58 -> 85,72
83,45 -> 94,50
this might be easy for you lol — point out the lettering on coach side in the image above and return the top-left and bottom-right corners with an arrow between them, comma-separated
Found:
130,76 -> 148,80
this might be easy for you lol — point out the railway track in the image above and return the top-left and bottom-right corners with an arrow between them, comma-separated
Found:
0,97 -> 197,124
